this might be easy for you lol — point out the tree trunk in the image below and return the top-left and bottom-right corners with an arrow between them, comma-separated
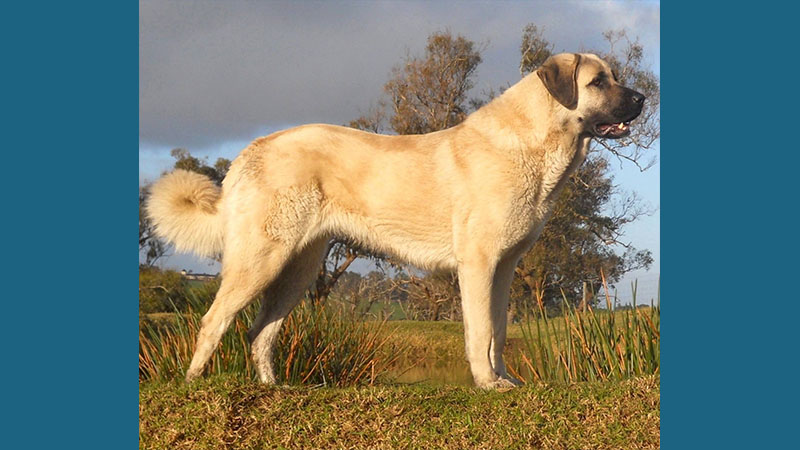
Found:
432,300 -> 441,321
313,250 -> 358,304
579,281 -> 589,312
507,300 -> 517,325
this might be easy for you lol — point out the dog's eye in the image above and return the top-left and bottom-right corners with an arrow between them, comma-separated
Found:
589,77 -> 604,87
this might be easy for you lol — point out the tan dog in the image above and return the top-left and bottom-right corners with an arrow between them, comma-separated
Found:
147,53 -> 644,389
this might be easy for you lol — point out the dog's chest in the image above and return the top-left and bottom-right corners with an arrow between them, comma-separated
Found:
501,183 -> 558,250
500,139 -> 588,250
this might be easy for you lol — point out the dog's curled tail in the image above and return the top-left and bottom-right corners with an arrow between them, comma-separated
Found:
145,170 -> 224,258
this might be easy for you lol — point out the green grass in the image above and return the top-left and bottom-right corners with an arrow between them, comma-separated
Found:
140,374 -> 659,450
385,321 -> 469,360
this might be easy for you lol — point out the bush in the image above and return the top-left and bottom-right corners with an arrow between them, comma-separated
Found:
138,266 -> 190,313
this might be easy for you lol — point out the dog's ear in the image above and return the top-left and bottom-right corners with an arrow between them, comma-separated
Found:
537,53 -> 581,110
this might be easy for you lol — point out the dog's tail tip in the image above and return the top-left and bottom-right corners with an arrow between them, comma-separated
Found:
145,170 -> 224,258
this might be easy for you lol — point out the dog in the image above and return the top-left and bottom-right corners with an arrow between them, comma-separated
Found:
146,53 -> 645,389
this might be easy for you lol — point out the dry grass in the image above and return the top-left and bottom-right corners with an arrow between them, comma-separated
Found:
140,375 -> 660,450
140,298 -> 408,386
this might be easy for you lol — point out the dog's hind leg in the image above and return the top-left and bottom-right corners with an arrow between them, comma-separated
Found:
247,238 -> 328,384
185,235 -> 294,383
184,180 -> 325,382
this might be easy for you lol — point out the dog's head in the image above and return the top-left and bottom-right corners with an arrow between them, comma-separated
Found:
537,53 -> 645,139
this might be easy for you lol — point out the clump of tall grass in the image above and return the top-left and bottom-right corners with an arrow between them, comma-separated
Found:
139,285 -> 408,387
509,273 -> 659,384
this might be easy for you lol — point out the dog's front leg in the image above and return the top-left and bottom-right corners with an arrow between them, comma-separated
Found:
459,257 -> 512,389
489,256 -> 523,386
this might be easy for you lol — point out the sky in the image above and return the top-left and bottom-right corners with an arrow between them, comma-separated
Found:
139,0 -> 660,304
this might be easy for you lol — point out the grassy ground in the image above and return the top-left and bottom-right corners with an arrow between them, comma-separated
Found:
140,311 -> 659,448
140,375 -> 659,450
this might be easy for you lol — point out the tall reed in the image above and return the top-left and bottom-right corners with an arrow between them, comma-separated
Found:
508,273 -> 660,384
139,287 -> 407,387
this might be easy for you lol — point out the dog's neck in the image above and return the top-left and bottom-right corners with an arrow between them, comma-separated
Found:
463,74 -> 591,212
465,74 -> 588,169
465,74 -> 579,155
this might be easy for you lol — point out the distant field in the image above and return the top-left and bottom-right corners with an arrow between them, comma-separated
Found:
140,375 -> 659,450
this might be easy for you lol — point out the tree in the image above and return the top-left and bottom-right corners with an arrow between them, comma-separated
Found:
169,148 -> 231,186
519,24 -> 553,76
347,103 -> 387,134
311,241 -> 362,304
330,270 -> 400,319
384,32 -> 483,135
138,265 -> 190,313
511,26 -> 659,312
391,271 -> 461,321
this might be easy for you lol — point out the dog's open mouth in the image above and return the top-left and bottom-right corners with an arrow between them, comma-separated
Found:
594,121 -> 632,138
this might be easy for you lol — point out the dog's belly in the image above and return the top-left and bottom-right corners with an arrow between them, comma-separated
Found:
321,204 -> 458,271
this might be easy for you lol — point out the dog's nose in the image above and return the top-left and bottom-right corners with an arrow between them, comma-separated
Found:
632,92 -> 645,105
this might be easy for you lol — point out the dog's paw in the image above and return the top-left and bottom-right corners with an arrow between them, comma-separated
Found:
499,375 -> 524,387
184,374 -> 198,383
478,377 -> 523,391
184,368 -> 203,383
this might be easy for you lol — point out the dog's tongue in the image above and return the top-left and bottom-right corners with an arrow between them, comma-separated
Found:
598,122 -> 629,134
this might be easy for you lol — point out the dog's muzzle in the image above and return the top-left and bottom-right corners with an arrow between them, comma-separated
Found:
594,88 -> 646,138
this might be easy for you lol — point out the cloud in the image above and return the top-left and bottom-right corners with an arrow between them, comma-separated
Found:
140,0 -> 659,153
